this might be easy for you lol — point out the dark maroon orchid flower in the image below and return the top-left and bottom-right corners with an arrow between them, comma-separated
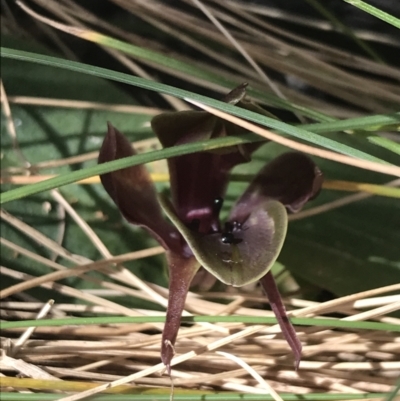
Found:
98,85 -> 323,373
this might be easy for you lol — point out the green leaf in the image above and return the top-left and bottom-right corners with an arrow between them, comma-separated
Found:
2,315 -> 399,331
1,48 -> 391,164
2,48 -> 396,205
0,134 -> 260,205
368,136 -> 400,156
283,195 -> 400,297
341,0 -> 400,29
302,113 -> 400,134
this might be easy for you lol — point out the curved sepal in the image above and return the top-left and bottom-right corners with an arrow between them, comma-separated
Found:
98,123 -> 180,251
159,193 -> 288,287
230,152 -> 323,223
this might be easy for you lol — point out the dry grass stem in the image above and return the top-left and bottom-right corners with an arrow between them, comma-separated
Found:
2,262 -> 399,399
7,96 -> 164,114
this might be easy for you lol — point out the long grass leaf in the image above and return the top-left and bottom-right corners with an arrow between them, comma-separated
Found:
341,0 -> 400,29
0,47 -> 390,165
0,135 -> 257,204
368,136 -> 400,156
1,315 -> 399,332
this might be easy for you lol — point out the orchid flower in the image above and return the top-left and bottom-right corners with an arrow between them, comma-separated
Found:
98,85 -> 323,373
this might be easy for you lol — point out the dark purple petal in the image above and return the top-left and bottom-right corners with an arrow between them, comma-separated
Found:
152,83 -> 248,149
166,152 -> 239,232
260,272 -> 302,370
230,152 -> 323,223
151,85 -> 273,232
98,123 -> 181,251
152,111 -> 219,231
151,110 -> 216,148
161,252 -> 201,373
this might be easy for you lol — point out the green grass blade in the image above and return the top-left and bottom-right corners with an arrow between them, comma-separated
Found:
1,47 -> 392,159
368,136 -> 400,156
1,48 -> 395,204
341,0 -> 400,29
1,315 -> 399,332
0,135 -> 258,204
303,113 -> 400,133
